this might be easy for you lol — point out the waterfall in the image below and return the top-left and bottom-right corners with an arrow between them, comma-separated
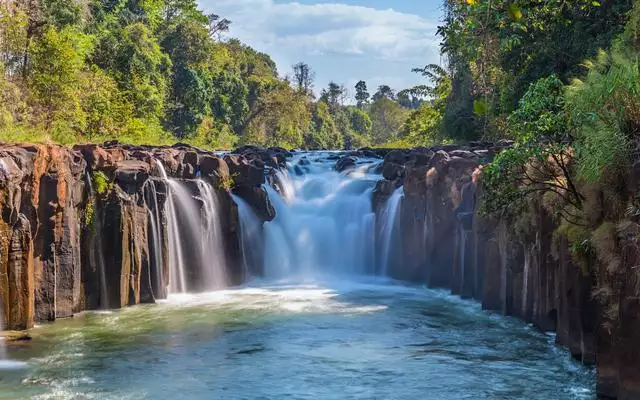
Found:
156,161 -> 229,293
86,173 -> 109,309
197,181 -> 229,289
147,180 -> 166,296
231,194 -> 263,278
156,162 -> 188,293
379,187 -> 404,276
260,154 -> 379,279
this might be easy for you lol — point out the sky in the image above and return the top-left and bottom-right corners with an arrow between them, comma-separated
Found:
197,0 -> 444,99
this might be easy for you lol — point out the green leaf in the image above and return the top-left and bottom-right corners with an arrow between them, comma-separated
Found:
473,99 -> 487,115
591,1 -> 601,6
507,3 -> 523,21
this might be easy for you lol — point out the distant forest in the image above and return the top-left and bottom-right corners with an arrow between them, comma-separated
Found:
0,0 -> 637,153
0,0 -> 446,149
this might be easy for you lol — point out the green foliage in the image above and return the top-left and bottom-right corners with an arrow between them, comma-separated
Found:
92,171 -> 110,195
481,75 -> 580,219
368,97 -> 409,145
85,198 -> 96,230
567,50 -> 638,182
439,0 -> 631,141
187,116 -> 238,150
29,26 -> 91,131
400,104 -> 442,146
306,101 -> 340,149
507,75 -> 566,142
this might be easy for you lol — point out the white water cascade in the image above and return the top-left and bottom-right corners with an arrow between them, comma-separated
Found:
231,194 -> 263,278
157,162 -> 188,293
197,181 -> 229,289
257,153 -> 380,279
378,186 -> 404,276
156,161 -> 228,293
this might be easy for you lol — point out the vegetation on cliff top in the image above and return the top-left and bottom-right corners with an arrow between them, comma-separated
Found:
0,0 -> 451,149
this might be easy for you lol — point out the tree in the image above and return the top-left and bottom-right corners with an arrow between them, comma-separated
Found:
243,82 -> 310,148
320,82 -> 346,114
482,75 -> 583,223
115,23 -> 172,122
373,85 -> 395,101
292,61 -> 314,95
28,26 -> 89,131
355,80 -> 369,108
207,13 -> 231,39
305,101 -> 341,149
369,97 -> 409,144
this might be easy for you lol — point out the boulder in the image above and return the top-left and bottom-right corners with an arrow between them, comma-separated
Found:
224,154 -> 265,187
335,156 -> 357,173
200,155 -> 231,189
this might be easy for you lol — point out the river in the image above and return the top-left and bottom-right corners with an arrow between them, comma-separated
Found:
1,278 -> 593,399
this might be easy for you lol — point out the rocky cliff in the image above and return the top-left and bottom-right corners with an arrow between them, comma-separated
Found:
0,142 -> 284,330
371,144 -> 640,400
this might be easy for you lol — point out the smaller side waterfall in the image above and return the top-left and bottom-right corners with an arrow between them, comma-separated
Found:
0,297 -> 26,369
157,161 -> 230,293
156,162 -> 188,293
86,172 -> 109,309
379,187 -> 404,276
231,194 -> 263,278
197,181 -> 229,289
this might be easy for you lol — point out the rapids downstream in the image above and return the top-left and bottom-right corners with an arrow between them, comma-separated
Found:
0,152 -> 595,399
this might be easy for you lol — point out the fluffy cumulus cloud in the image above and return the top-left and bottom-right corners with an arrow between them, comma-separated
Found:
198,0 -> 441,94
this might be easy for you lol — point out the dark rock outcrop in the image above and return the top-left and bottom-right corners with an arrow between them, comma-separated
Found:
372,143 -> 639,399
0,142 -> 278,330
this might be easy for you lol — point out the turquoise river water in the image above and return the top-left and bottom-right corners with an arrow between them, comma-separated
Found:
0,278 -> 594,399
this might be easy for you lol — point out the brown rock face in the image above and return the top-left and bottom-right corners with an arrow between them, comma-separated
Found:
372,143 -> 640,399
0,142 -> 274,330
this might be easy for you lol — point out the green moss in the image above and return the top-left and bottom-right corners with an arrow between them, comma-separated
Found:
92,171 -> 110,195
216,174 -> 235,190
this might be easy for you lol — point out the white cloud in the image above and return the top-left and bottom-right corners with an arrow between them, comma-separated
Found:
197,0 -> 441,94
203,0 -> 438,61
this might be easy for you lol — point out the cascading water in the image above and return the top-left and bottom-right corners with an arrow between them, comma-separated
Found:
256,153 -> 379,279
157,162 -> 189,293
85,173 -> 109,308
156,161 -> 229,293
146,180 -> 165,296
378,187 -> 404,276
231,194 -> 263,278
197,181 -> 229,289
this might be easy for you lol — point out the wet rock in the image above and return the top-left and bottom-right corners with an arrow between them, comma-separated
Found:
232,186 -> 275,222
335,156 -> 357,173
224,154 -> 265,187
200,155 -> 230,189
384,150 -> 405,165
381,162 -> 404,181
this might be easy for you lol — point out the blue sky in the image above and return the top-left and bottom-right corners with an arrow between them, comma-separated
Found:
198,0 -> 444,99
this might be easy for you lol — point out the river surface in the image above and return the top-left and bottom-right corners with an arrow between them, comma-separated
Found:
0,278 -> 594,399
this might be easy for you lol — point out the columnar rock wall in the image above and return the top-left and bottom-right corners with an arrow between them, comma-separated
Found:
371,145 -> 640,400
0,142 -> 283,331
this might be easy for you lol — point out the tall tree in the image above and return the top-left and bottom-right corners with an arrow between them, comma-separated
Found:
373,85 -> 394,101
292,61 -> 314,94
320,82 -> 345,114
355,80 -> 369,108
